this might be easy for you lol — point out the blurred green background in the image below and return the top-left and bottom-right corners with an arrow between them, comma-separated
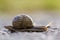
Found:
0,0 -> 60,12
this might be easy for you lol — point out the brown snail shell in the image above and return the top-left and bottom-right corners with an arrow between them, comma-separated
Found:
12,14 -> 33,29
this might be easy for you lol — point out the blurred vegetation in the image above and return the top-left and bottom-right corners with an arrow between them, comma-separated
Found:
0,0 -> 60,12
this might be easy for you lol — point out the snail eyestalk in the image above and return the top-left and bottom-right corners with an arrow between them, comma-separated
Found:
46,21 -> 53,28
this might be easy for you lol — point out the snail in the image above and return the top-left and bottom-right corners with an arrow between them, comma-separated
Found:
4,14 -> 50,33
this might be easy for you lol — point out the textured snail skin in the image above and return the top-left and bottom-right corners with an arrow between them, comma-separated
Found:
12,14 -> 33,29
4,26 -> 48,33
